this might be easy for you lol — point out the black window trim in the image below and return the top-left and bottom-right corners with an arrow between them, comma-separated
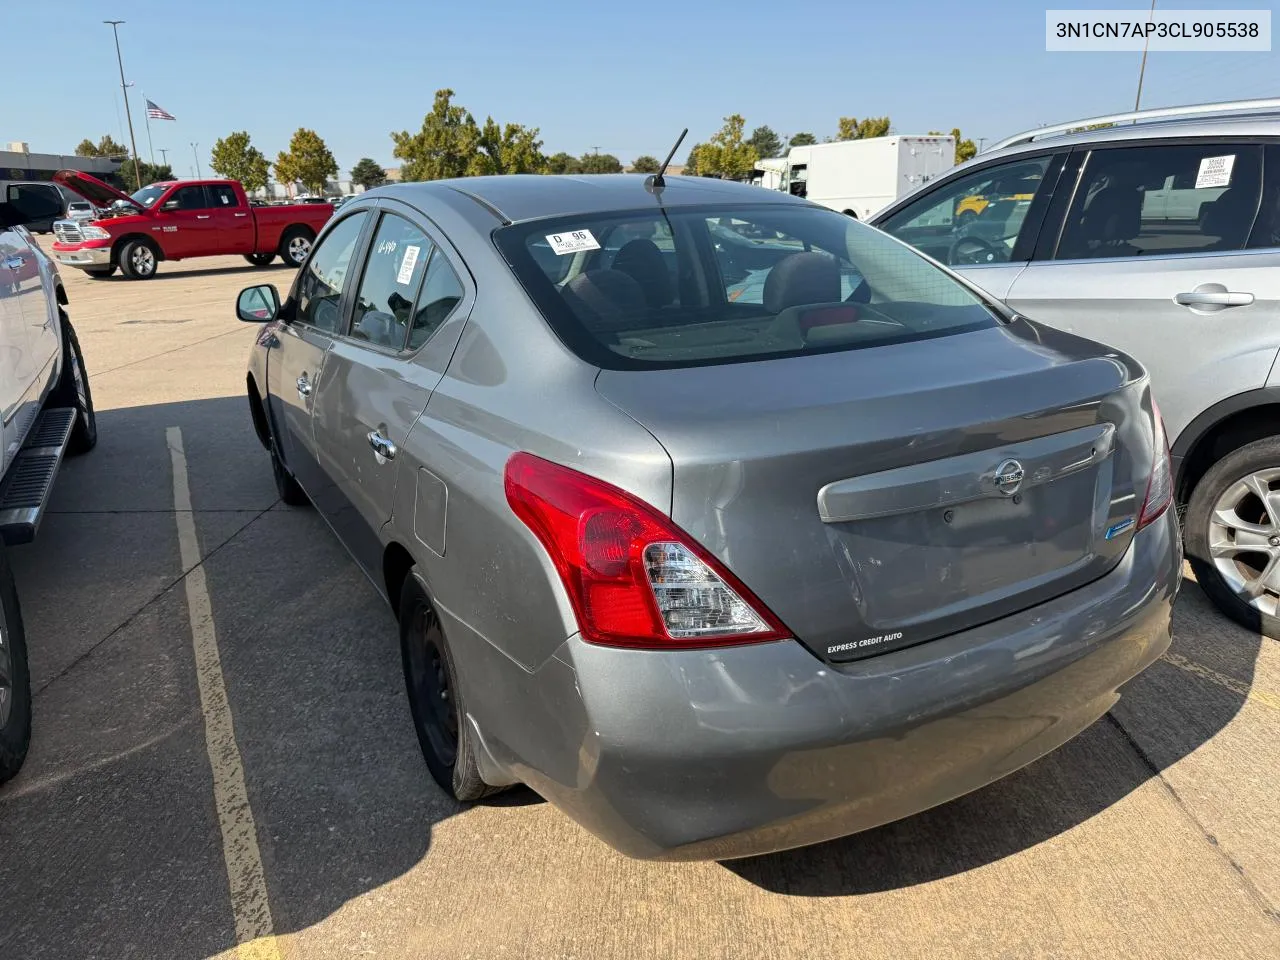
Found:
319,198 -> 473,358
1034,134 -> 1279,264
871,147 -> 1070,266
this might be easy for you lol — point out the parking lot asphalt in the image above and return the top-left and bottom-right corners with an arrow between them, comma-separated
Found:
0,251 -> 1277,960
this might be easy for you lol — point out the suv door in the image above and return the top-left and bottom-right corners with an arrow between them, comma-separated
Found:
309,201 -> 471,577
1001,140 -> 1278,447
0,224 -> 33,471
874,151 -> 1067,299
266,210 -> 370,497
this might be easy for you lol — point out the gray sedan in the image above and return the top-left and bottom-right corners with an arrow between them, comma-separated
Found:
237,174 -> 1181,860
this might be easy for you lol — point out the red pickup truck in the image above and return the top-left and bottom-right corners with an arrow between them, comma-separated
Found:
49,171 -> 333,280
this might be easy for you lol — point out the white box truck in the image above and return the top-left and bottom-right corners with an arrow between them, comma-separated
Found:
775,135 -> 955,219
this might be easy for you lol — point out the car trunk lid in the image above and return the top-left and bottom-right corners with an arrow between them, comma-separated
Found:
594,321 -> 1151,662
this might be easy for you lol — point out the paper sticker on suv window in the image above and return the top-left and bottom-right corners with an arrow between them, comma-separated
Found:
546,230 -> 600,255
1195,155 -> 1235,189
396,245 -> 420,285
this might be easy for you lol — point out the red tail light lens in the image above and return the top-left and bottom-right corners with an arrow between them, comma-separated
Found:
1137,400 -> 1173,531
504,453 -> 791,648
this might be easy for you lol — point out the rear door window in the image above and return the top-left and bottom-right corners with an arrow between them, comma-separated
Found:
1054,142 -> 1263,260
349,213 -> 430,350
409,249 -> 464,349
207,184 -> 239,208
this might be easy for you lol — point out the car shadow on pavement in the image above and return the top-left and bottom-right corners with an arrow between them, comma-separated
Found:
0,396 -> 459,960
724,580 -> 1262,895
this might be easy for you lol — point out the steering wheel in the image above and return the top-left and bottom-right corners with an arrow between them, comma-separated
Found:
948,235 -> 1004,266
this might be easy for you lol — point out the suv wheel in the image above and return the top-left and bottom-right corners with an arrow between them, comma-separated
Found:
50,312 -> 97,455
1186,436 -> 1280,637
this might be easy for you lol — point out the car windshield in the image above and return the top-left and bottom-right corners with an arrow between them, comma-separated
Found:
495,203 -> 999,369
131,184 -> 167,208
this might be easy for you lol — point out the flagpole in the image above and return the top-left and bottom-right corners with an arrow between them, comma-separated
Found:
143,91 -> 155,166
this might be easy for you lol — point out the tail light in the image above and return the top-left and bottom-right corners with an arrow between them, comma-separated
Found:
504,453 -> 791,649
1137,399 -> 1173,531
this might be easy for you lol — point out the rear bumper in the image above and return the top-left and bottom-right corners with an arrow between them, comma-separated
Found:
51,243 -> 111,268
468,510 -> 1181,860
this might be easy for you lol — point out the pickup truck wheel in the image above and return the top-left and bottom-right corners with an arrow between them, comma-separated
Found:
244,253 -> 275,267
84,266 -> 116,279
0,544 -> 32,785
50,312 -> 97,455
120,239 -> 159,280
279,229 -> 313,268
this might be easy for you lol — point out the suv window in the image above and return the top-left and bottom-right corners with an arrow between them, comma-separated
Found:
1055,143 -> 1263,260
350,213 -> 431,349
207,184 -> 239,208
168,186 -> 209,211
296,212 -> 368,333
409,249 -> 464,349
878,156 -> 1054,267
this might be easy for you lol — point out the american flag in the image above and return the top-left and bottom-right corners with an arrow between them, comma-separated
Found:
146,99 -> 176,121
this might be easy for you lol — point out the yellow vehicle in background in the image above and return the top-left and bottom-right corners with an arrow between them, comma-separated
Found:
955,190 -> 1035,221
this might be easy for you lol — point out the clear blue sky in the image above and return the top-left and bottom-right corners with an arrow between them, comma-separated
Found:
6,0 -> 1277,178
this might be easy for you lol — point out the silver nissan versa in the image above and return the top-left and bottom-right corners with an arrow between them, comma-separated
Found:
238,173 -> 1181,860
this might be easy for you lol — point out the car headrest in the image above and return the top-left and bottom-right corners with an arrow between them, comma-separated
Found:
1199,188 -> 1251,244
612,239 -> 673,308
763,252 -> 841,314
562,269 -> 647,332
1080,186 -> 1142,243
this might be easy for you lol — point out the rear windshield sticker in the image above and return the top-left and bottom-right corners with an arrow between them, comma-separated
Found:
1195,154 -> 1235,189
546,230 -> 600,255
396,245 -> 421,285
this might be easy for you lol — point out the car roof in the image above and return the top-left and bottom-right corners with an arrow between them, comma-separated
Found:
380,174 -> 806,224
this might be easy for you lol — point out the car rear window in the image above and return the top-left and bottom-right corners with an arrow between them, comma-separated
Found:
493,203 -> 1000,370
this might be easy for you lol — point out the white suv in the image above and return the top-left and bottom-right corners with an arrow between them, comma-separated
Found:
0,182 -> 99,784
872,98 -> 1280,636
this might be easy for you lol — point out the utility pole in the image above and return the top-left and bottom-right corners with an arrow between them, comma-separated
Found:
104,21 -> 143,190
978,137 -> 987,153
191,143 -> 201,179
1134,0 -> 1157,110
158,148 -> 169,168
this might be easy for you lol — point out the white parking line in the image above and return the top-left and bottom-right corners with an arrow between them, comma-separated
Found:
167,427 -> 283,960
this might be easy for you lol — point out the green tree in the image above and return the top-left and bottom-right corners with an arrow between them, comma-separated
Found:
119,160 -> 175,192
698,115 -> 758,181
274,128 -> 338,195
836,116 -> 891,141
788,132 -> 817,148
578,152 -> 623,174
951,128 -> 977,163
74,134 -> 129,158
391,88 -> 480,182
746,125 -> 783,159
682,142 -> 707,175
469,118 -> 545,176
209,131 -> 270,193
630,155 -> 660,174
349,158 -> 386,190
545,152 -> 582,175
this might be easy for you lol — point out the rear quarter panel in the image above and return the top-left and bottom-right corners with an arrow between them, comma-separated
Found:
250,204 -> 333,252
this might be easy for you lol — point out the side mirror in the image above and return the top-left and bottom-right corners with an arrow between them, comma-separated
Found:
161,199 -> 180,211
237,284 -> 280,323
0,183 -> 65,228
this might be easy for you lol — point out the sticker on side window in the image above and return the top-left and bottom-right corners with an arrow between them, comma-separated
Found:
396,245 -> 420,285
1195,154 -> 1235,189
546,230 -> 600,255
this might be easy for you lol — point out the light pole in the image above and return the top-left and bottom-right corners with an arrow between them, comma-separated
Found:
1134,0 -> 1157,110
191,143 -> 201,179
104,21 -> 143,190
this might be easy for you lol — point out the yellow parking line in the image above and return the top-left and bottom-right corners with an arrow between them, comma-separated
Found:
1162,651 -> 1280,713
167,427 -> 284,960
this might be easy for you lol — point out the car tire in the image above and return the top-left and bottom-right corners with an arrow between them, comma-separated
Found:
0,543 -> 32,786
244,253 -> 275,267
119,239 -> 159,280
278,228 -> 313,269
398,571 -> 499,803
84,266 -> 116,279
270,441 -> 308,506
49,311 -> 97,455
1186,435 -> 1280,638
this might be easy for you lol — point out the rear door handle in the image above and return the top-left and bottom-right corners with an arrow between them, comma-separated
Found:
196,214 -> 212,220
296,374 -> 312,398
367,431 -> 397,461
233,212 -> 248,218
1174,285 -> 1255,310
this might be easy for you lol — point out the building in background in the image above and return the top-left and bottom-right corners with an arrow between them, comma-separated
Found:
2,142 -> 125,185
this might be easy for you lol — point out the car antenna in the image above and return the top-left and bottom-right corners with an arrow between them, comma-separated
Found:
647,128 -> 688,192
